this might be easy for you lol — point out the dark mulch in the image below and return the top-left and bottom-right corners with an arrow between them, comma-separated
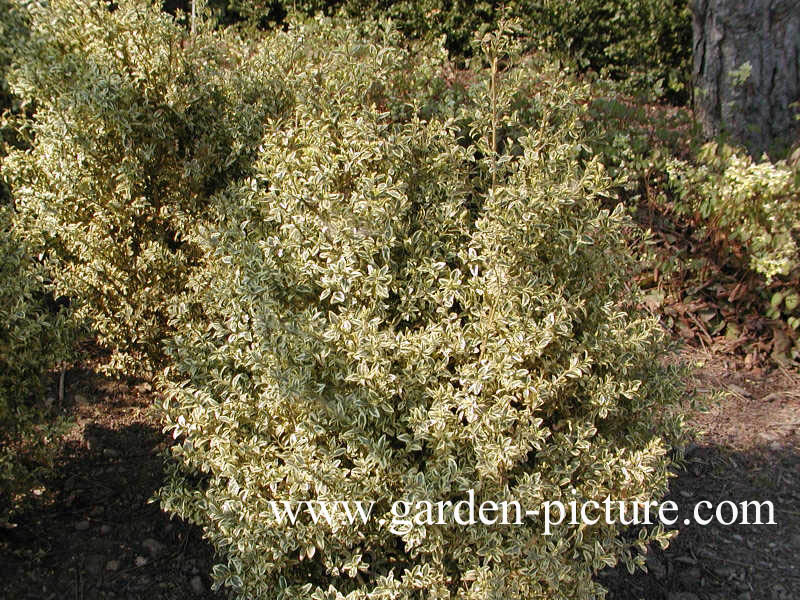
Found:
601,445 -> 800,600
602,352 -> 800,600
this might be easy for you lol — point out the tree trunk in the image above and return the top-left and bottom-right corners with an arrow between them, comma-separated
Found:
692,0 -> 800,157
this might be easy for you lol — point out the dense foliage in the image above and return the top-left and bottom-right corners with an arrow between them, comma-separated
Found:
0,203 -> 75,506
1,0 -> 76,506
0,0 -> 26,202
0,209 -> 68,428
4,0 -> 291,374
210,0 -> 692,102
2,3 -> 798,597
156,19 -> 685,600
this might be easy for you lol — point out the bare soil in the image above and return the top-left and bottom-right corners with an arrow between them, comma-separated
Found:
0,364 -> 219,600
1,349 -> 798,600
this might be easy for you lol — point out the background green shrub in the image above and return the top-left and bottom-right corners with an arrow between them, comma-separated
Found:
207,0 -> 691,102
158,21 -> 685,600
527,0 -> 691,101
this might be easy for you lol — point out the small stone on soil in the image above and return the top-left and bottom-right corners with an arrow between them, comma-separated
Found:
667,593 -> 699,600
85,554 -> 105,576
74,520 -> 90,531
190,575 -> 204,595
142,537 -> 165,557
713,566 -> 735,578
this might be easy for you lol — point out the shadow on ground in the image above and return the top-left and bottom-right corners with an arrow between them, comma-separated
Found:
600,443 -> 800,600
0,370 -> 222,600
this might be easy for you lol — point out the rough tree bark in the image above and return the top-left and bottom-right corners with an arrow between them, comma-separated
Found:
692,0 -> 800,157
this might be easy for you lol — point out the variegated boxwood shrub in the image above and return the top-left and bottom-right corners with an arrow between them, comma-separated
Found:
1,0 -> 75,508
3,0 -> 292,374
3,0 -> 470,375
1,0 -> 27,203
157,23 -> 686,600
0,202 -> 76,508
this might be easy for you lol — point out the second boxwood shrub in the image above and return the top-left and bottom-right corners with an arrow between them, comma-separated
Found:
4,0 -> 291,374
158,22 -> 685,600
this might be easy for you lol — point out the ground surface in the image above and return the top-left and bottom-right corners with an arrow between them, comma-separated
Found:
601,350 -> 800,600
0,363 -> 219,600
1,350 -> 798,600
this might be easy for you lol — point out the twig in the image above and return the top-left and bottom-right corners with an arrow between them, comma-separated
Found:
774,507 -> 800,517
686,311 -> 714,349
710,555 -> 800,577
58,363 -> 66,404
